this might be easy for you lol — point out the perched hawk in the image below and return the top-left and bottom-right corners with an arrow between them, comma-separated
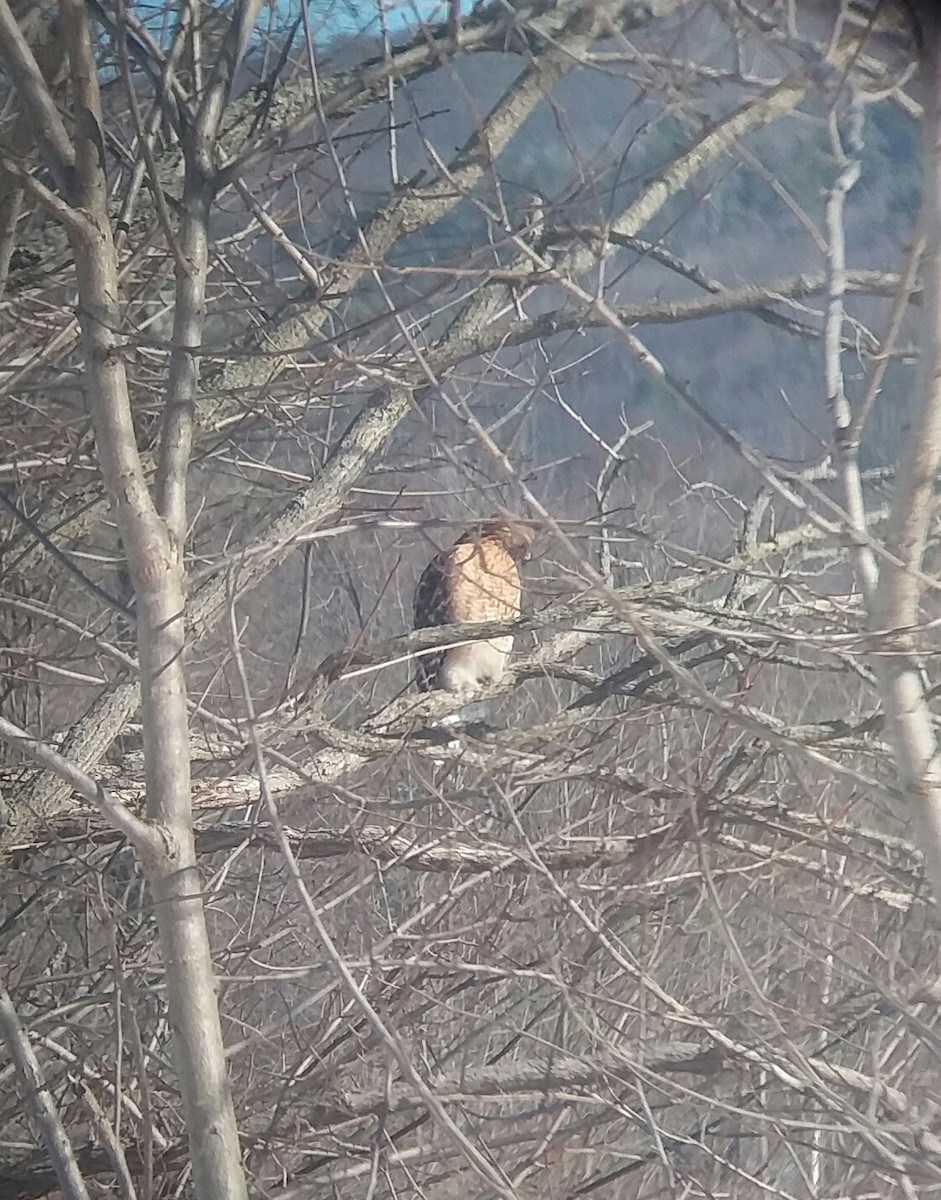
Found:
413,518 -> 535,695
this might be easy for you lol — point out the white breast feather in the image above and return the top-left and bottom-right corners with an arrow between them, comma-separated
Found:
437,636 -> 514,693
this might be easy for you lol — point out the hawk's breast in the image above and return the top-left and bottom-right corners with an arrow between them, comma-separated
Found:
442,538 -> 521,622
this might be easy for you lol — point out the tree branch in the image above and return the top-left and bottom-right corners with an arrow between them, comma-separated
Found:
0,713 -> 165,859
0,982 -> 92,1200
869,12 -> 941,911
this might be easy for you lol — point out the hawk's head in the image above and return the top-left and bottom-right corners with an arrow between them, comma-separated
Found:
471,517 -> 536,562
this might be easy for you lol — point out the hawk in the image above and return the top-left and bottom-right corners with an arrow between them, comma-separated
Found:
413,518 -> 535,695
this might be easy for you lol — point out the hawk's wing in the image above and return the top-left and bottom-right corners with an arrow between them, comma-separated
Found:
412,551 -> 451,692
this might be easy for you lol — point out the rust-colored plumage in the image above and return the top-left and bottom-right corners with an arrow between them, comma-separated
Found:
413,519 -> 534,694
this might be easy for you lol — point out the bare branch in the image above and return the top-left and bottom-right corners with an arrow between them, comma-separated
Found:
0,982 -> 92,1200
0,713 -> 165,860
869,13 -> 941,910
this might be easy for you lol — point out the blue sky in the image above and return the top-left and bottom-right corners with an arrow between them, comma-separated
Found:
308,0 -> 456,40
138,0 -> 468,50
